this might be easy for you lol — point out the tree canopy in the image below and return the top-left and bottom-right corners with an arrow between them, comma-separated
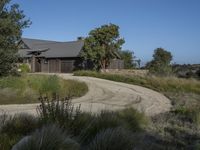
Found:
0,0 -> 31,76
81,24 -> 124,70
146,48 -> 173,75
120,50 -> 136,69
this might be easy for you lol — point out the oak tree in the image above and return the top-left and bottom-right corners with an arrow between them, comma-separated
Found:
0,0 -> 31,76
81,24 -> 124,70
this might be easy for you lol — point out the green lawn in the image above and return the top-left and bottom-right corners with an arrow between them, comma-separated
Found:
0,74 -> 88,104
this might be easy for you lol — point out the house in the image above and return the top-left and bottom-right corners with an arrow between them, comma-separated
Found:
18,38 -> 124,73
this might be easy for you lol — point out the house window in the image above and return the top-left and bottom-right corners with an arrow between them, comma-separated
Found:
44,59 -> 48,64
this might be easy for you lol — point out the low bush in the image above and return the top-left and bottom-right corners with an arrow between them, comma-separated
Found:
12,125 -> 80,150
117,108 -> 148,132
86,127 -> 134,150
80,111 -> 122,145
0,114 -> 39,150
0,114 -> 38,136
37,96 -> 81,129
39,75 -> 61,94
80,109 -> 148,145
0,75 -> 88,104
18,64 -> 30,73
173,106 -> 200,126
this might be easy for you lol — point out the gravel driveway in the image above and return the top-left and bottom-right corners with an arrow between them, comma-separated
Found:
0,74 -> 171,116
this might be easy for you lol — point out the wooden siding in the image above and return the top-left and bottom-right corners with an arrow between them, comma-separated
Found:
41,59 -> 49,72
49,59 -> 60,73
61,60 -> 75,73
108,59 -> 124,69
31,57 -> 124,73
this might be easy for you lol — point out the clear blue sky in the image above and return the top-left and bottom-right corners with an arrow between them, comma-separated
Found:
13,0 -> 200,65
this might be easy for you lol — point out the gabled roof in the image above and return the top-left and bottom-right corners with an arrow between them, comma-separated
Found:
18,38 -> 84,58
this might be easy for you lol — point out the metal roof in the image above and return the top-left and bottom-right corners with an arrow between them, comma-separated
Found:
18,38 -> 84,58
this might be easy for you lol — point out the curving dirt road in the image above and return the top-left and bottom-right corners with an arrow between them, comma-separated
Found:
0,74 -> 171,116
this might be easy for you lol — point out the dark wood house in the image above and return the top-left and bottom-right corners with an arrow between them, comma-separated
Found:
18,38 -> 124,73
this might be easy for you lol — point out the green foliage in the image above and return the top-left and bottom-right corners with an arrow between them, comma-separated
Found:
80,111 -> 122,144
86,128 -> 134,150
12,125 -> 80,150
18,64 -> 30,73
37,96 -> 81,129
146,48 -> 173,75
0,98 -> 147,149
0,114 -> 38,136
0,114 -> 38,150
0,0 -> 31,76
0,75 -> 88,104
120,50 -> 136,69
74,71 -> 200,94
174,106 -> 200,126
39,75 -> 60,94
81,23 -> 125,70
117,108 -> 148,132
80,109 -> 147,145
61,79 -> 88,98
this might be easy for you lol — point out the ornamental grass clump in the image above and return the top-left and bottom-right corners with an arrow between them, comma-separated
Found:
37,95 -> 81,130
12,125 -> 80,150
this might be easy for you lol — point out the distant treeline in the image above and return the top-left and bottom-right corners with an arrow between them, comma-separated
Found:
173,64 -> 200,79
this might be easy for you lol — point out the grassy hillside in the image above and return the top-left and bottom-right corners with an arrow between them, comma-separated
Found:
74,70 -> 200,94
74,70 -> 200,149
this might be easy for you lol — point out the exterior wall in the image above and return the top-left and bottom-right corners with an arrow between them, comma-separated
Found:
39,58 -> 77,73
30,57 -> 124,73
108,59 -> 124,69
49,59 -> 61,73
61,60 -> 75,73
41,59 -> 49,72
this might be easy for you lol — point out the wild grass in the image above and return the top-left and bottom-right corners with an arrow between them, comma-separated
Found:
0,74 -> 88,104
86,127 -> 134,150
74,70 -> 200,94
74,70 -> 200,149
0,95 -> 147,150
0,114 -> 39,150
12,125 -> 80,150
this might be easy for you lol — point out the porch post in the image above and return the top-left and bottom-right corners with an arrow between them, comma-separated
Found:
31,55 -> 36,72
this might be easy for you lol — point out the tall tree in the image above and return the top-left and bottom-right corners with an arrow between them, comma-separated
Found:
146,48 -> 173,75
0,0 -> 31,76
120,50 -> 136,69
81,24 -> 124,70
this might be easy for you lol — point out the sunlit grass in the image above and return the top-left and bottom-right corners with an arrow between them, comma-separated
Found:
0,75 -> 88,104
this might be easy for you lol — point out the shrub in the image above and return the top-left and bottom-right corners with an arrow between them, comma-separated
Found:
12,125 -> 80,150
173,106 -> 200,126
86,127 -> 134,150
0,75 -> 88,104
0,134 -> 21,150
18,64 -> 30,73
37,96 -> 81,130
60,79 -> 88,98
0,113 -> 38,136
39,75 -> 61,95
0,114 -> 38,150
80,111 -> 123,145
117,108 -> 148,132
70,112 -> 94,136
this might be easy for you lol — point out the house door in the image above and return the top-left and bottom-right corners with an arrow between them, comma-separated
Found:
49,59 -> 60,73
61,60 -> 74,73
35,58 -> 41,72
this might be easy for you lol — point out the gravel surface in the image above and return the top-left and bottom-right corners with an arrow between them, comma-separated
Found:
0,74 -> 172,116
